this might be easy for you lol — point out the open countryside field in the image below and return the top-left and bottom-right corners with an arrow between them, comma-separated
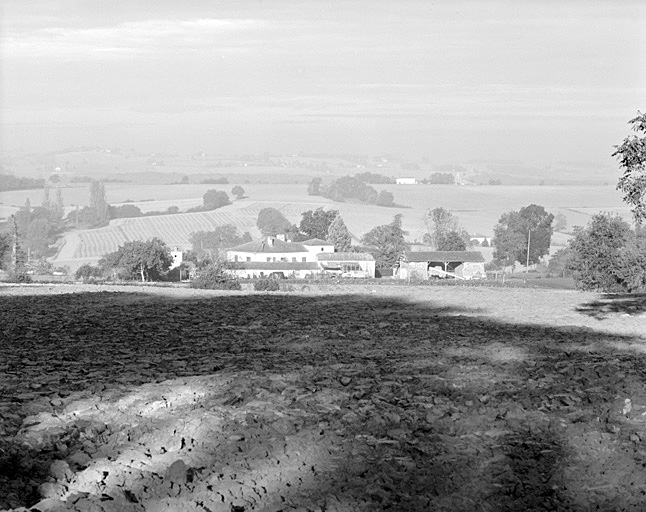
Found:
2,284 -> 646,511
44,183 -> 629,271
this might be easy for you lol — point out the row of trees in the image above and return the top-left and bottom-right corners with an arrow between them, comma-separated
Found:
0,174 -> 45,192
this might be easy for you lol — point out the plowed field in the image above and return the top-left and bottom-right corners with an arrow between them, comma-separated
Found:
1,284 -> 646,511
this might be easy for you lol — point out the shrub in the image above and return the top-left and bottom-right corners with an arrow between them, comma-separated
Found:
254,278 -> 280,291
568,213 -> 633,292
190,263 -> 241,290
75,264 -> 104,283
7,271 -> 32,283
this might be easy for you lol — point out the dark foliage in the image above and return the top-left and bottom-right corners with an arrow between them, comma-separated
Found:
299,208 -> 338,240
202,189 -> 231,210
613,111 -> 646,222
0,174 -> 45,192
190,262 -> 241,290
567,213 -> 646,292
254,278 -> 280,291
355,172 -> 393,184
257,207 -> 294,236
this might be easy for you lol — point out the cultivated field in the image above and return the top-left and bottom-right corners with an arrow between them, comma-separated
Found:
1,283 -> 645,511
38,183 -> 629,271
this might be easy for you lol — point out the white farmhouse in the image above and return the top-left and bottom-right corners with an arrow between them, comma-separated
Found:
225,236 -> 374,279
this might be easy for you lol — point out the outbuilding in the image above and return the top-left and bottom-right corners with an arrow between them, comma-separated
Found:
399,251 -> 486,280
316,252 -> 376,278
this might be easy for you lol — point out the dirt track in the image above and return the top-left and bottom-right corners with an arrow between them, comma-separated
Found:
2,283 -> 646,511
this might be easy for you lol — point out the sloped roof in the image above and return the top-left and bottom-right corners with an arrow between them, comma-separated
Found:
234,262 -> 319,270
316,252 -> 375,262
404,251 -> 485,263
229,238 -> 307,253
301,238 -> 334,246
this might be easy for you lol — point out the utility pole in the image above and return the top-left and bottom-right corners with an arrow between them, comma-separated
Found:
11,215 -> 19,271
525,230 -> 531,275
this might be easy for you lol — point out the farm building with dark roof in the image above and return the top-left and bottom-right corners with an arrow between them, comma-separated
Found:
399,251 -> 486,280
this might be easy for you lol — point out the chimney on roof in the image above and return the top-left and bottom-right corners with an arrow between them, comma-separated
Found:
267,237 -> 274,246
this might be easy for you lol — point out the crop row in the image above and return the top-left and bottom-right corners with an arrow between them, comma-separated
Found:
73,211 -> 262,258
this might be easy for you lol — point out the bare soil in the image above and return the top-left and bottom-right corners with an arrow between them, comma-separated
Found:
1,283 -> 646,511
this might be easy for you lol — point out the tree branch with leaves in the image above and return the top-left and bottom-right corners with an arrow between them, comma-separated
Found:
614,111 -> 646,223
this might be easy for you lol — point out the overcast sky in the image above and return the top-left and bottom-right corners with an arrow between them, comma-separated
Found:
1,0 -> 644,164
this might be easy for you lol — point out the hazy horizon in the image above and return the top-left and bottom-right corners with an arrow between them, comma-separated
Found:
1,0 -> 644,166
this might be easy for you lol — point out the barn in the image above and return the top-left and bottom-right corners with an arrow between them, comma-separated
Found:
398,251 -> 486,280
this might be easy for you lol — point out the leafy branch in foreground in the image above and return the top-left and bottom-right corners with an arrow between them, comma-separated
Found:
614,111 -> 646,223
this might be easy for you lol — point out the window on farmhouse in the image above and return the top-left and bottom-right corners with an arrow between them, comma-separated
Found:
281,257 -> 286,262
342,263 -> 361,272
246,257 -> 251,262
302,257 -> 306,262
267,257 -> 271,262
234,255 -> 238,262
292,257 -> 296,262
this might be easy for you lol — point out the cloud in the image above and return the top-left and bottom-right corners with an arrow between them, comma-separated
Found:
1,18 -> 265,61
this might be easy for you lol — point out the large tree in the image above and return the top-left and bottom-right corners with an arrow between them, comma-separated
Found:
25,218 -> 51,258
547,248 -> 573,278
231,185 -> 245,200
614,111 -> 646,222
327,213 -> 352,251
361,214 -> 410,267
493,204 -> 554,267
299,208 -> 338,240
256,207 -> 294,236
202,189 -> 231,210
567,213 -> 632,292
89,180 -> 110,225
376,190 -> 394,207
322,176 -> 379,204
190,225 -> 251,255
436,230 -> 467,251
307,177 -> 322,196
100,237 -> 173,282
0,232 -> 11,270
423,207 -> 461,247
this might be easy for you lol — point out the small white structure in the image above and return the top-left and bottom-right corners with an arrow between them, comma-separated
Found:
469,233 -> 492,246
396,177 -> 417,185
170,247 -> 183,269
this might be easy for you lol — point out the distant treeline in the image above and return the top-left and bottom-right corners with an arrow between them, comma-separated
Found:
355,172 -> 394,184
0,174 -> 45,192
308,175 -> 395,207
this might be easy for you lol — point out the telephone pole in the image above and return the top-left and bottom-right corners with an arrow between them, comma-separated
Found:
525,230 -> 531,275
11,214 -> 19,271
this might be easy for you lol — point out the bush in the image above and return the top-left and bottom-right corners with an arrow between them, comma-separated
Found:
190,263 -> 241,290
7,271 -> 32,283
75,264 -> 104,283
254,278 -> 280,291
568,213 -> 633,292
